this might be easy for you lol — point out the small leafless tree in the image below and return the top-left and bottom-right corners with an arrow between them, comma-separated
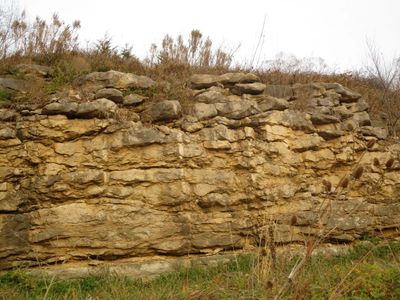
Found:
0,0 -> 80,60
146,29 -> 238,69
0,0 -> 19,58
365,40 -> 400,137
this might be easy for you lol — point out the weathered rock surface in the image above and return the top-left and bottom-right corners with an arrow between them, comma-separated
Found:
358,126 -> 388,140
94,88 -> 124,103
0,127 -> 15,139
76,98 -> 117,118
253,95 -> 289,111
231,82 -> 266,95
0,109 -> 19,121
145,100 -> 182,122
190,73 -> 259,89
77,70 -> 155,92
215,100 -> 260,119
42,100 -> 79,117
195,87 -> 231,103
352,111 -> 372,126
42,99 -> 117,119
0,72 -> 399,278
218,72 -> 260,86
322,83 -> 362,102
123,94 -> 147,106
310,113 -> 340,125
192,103 -> 218,120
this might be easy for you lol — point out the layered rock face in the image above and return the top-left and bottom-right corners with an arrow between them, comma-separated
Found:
0,70 -> 399,271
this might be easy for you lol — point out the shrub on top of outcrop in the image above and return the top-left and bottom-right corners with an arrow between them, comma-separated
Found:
0,6 -> 398,136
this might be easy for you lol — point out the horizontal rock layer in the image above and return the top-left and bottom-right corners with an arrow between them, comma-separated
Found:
0,72 -> 399,272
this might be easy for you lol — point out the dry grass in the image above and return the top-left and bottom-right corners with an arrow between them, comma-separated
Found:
1,6 -> 398,134
0,10 -> 400,300
0,240 -> 399,300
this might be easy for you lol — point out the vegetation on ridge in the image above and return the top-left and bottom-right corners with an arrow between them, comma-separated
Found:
0,5 -> 399,134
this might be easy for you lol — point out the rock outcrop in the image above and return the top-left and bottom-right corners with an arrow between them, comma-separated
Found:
0,70 -> 399,276
76,70 -> 155,92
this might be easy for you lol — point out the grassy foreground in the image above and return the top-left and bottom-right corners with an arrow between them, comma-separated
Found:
0,240 -> 399,300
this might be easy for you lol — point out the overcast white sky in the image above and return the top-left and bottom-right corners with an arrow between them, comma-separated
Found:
17,0 -> 400,71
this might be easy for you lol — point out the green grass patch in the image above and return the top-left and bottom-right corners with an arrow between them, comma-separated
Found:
0,89 -> 15,101
0,241 -> 399,299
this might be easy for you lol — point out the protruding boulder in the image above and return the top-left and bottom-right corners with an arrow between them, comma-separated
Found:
310,113 -> 341,125
317,126 -> 345,140
231,82 -> 266,95
146,100 -> 182,122
358,126 -> 388,139
352,111 -> 371,126
77,70 -> 155,91
0,127 -> 16,139
190,74 -> 220,89
245,95 -> 289,111
322,89 -> 341,102
0,109 -> 19,121
218,72 -> 259,86
20,109 -> 42,116
347,98 -> 369,113
181,121 -> 204,133
76,98 -> 117,118
322,83 -> 361,102
341,119 -> 358,131
339,89 -> 362,103
317,106 -> 332,115
195,87 -> 231,103
265,110 -> 315,133
215,100 -> 260,119
190,72 -> 260,89
42,100 -> 79,117
123,94 -> 147,106
192,103 -> 218,120
290,133 -> 323,152
333,106 -> 353,120
94,88 -> 123,103
317,97 -> 336,107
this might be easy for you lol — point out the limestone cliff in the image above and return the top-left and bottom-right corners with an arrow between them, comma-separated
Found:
0,69 -> 399,273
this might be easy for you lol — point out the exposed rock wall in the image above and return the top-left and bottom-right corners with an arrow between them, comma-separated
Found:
0,70 -> 399,271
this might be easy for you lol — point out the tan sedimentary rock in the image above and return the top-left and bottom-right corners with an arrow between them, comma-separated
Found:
76,70 -> 155,92
0,71 -> 399,278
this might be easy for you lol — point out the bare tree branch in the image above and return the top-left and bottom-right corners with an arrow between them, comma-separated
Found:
365,40 -> 400,136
